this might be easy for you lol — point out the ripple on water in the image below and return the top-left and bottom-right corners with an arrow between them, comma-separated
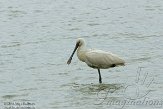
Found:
87,23 -> 100,26
68,83 -> 124,94
2,95 -> 17,99
130,57 -> 152,64
69,28 -> 80,31
7,9 -> 27,19
2,93 -> 28,100
57,83 -> 125,108
0,43 -> 21,48
19,88 -> 38,91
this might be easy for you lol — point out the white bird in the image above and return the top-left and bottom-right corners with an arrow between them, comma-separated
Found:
67,38 -> 125,83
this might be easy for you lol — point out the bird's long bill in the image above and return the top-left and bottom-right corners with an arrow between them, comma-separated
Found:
67,43 -> 79,65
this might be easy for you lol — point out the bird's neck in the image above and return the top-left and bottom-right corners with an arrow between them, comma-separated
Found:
77,44 -> 87,62
78,44 -> 87,51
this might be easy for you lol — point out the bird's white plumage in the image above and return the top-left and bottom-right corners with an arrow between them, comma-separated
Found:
85,50 -> 125,69
76,38 -> 125,69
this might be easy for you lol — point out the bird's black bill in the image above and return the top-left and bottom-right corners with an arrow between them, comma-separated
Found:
67,43 -> 79,65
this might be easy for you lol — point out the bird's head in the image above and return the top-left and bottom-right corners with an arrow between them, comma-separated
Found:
67,38 -> 85,65
76,38 -> 85,47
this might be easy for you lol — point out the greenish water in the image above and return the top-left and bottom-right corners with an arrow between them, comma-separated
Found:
0,0 -> 163,109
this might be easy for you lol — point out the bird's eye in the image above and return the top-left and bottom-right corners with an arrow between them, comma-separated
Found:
77,41 -> 81,46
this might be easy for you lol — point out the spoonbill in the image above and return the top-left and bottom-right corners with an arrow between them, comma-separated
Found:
67,38 -> 125,83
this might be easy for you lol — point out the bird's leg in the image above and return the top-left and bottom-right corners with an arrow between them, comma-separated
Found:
98,69 -> 102,83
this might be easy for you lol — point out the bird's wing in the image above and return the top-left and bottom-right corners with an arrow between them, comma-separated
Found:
85,50 -> 125,69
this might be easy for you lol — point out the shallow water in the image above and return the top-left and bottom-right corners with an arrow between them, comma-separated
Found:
0,0 -> 163,109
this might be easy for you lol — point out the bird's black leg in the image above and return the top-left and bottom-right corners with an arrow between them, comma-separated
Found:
98,69 -> 102,83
